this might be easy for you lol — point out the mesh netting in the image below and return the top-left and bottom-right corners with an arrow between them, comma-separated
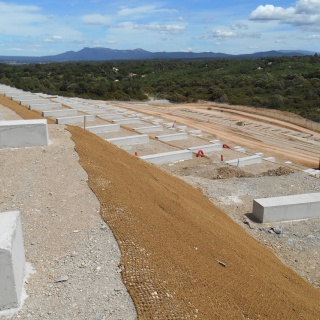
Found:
69,125 -> 320,320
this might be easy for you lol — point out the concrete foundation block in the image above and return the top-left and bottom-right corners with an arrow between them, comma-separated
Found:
112,118 -> 142,125
99,114 -> 124,120
0,120 -> 49,149
225,155 -> 262,167
19,99 -> 45,106
0,113 -> 3,121
42,109 -> 78,118
188,143 -> 223,153
252,193 -> 320,223
140,150 -> 193,165
107,135 -> 149,146
0,211 -> 25,311
156,133 -> 188,142
133,125 -> 164,133
86,124 -> 120,134
56,115 -> 95,124
29,103 -> 62,111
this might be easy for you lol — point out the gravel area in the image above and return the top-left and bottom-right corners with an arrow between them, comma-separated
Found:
0,105 -> 137,319
163,160 -> 320,288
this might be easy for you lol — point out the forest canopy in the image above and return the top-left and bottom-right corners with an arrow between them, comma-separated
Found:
0,55 -> 319,122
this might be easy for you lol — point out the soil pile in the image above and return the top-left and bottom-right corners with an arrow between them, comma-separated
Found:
68,125 -> 320,319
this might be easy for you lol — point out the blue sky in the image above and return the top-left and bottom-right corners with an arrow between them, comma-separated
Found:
0,0 -> 320,56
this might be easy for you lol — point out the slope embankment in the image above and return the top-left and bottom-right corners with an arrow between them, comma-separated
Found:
68,125 -> 320,319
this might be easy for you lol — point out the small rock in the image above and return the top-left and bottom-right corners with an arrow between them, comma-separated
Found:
272,226 -> 283,234
94,313 -> 104,320
55,275 -> 69,283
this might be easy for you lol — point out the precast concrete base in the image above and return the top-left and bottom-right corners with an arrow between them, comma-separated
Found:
156,133 -> 188,142
188,143 -> 222,153
112,118 -> 142,125
107,135 -> 149,146
42,109 -> 78,118
0,211 -> 25,311
225,155 -> 262,167
140,150 -> 193,165
0,119 -> 49,149
29,103 -> 62,111
252,193 -> 320,223
56,115 -> 95,124
133,125 -> 164,133
86,124 -> 120,134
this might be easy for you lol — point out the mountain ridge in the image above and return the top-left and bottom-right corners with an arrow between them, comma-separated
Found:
0,47 -> 318,63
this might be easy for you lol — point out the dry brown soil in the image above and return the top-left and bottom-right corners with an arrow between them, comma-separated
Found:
68,125 -> 320,319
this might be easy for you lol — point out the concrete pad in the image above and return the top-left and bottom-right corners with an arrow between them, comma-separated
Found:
189,130 -> 202,134
112,118 -> 142,125
156,133 -> 188,142
225,155 -> 262,167
99,114 -> 124,120
29,103 -> 62,111
19,99 -> 45,106
0,120 -> 49,149
0,211 -> 25,311
264,157 -> 276,162
56,115 -> 95,124
133,125 -> 164,133
188,143 -> 223,153
42,109 -> 78,118
107,134 -> 149,146
86,124 -> 120,134
140,150 -> 193,165
252,193 -> 320,223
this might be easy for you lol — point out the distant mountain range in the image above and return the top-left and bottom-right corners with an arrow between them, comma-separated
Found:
0,47 -> 318,64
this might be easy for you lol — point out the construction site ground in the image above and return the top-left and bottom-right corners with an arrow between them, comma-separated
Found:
0,96 -> 320,319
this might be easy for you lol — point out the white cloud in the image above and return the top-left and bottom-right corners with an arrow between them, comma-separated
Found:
117,5 -> 178,18
53,35 -> 62,40
304,34 -> 320,39
133,24 -> 186,34
249,1 -> 320,31
207,29 -> 260,40
82,14 -> 113,25
249,5 -> 295,20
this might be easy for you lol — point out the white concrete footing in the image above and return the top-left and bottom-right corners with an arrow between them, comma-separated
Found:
252,193 -> 320,223
188,143 -> 222,153
42,109 -> 78,118
0,120 -> 49,149
86,124 -> 120,134
156,133 -> 188,142
29,103 -> 62,111
133,125 -> 163,133
0,211 -> 25,311
225,155 -> 262,167
56,115 -> 95,124
140,150 -> 193,165
107,135 -> 149,146
112,118 -> 142,125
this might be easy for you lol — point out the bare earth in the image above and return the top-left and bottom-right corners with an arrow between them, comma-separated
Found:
1,97 -> 320,319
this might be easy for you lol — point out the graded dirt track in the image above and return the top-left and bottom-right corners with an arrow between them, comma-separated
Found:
111,101 -> 320,168
68,125 -> 320,319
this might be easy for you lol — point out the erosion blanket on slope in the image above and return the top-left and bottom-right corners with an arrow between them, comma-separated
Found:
68,125 -> 320,319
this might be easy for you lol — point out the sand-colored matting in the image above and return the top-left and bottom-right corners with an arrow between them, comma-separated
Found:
68,125 -> 320,319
